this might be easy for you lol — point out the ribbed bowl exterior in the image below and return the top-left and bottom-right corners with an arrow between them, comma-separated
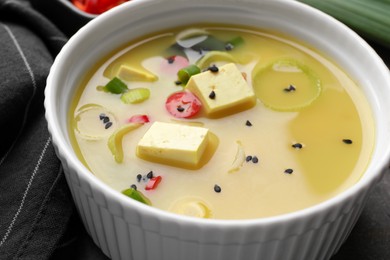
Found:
56,151 -> 379,260
45,0 -> 390,259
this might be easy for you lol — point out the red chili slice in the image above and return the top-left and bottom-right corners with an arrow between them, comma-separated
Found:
165,91 -> 202,118
128,114 -> 150,124
145,176 -> 162,191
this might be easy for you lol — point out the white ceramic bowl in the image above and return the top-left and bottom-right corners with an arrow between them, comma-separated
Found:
44,0 -> 390,259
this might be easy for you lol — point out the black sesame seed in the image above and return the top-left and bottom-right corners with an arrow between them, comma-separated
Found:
343,139 -> 353,144
102,116 -> 110,124
131,184 -> 137,190
283,84 -> 296,92
284,168 -> 294,174
167,56 -> 175,64
252,156 -> 259,164
209,90 -> 216,99
292,143 -> 303,149
214,184 -> 222,193
136,174 -> 142,182
246,155 -> 253,162
105,122 -> 113,129
146,171 -> 154,179
175,80 -> 182,85
99,113 -> 106,120
245,120 -> 252,127
177,106 -> 185,112
208,65 -> 219,73
225,43 -> 234,51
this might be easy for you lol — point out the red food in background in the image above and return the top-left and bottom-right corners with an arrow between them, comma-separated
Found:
72,0 -> 129,15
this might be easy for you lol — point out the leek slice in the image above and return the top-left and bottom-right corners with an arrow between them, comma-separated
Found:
108,123 -> 142,163
252,59 -> 321,111
195,51 -> 238,70
170,197 -> 212,218
74,104 -> 116,140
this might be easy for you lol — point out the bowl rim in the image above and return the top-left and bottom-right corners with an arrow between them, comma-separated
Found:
45,0 -> 390,228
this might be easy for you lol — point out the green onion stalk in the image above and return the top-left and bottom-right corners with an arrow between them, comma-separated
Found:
298,0 -> 390,47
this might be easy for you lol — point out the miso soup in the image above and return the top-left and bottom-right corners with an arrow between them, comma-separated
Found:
70,25 -> 375,219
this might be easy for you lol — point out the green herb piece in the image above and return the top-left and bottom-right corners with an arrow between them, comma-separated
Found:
191,36 -> 226,52
104,77 -> 128,94
165,43 -> 186,57
120,88 -> 150,104
122,187 -> 151,205
225,36 -> 244,50
177,64 -> 201,84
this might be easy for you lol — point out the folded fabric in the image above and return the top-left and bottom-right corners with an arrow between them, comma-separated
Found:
0,0 -> 74,259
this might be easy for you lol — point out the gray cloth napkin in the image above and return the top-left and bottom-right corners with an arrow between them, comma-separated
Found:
0,0 -> 74,259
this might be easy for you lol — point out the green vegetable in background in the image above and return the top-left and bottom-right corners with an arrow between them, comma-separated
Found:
298,0 -> 390,47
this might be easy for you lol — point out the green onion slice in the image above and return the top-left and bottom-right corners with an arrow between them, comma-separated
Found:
122,188 -> 152,205
104,77 -> 128,94
120,88 -> 150,104
177,64 -> 201,84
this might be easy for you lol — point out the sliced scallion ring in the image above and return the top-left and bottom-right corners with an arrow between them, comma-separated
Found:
120,88 -> 150,104
177,64 -> 201,84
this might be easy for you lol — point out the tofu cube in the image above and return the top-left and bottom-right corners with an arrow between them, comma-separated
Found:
117,65 -> 158,82
136,122 -> 210,168
186,63 -> 256,117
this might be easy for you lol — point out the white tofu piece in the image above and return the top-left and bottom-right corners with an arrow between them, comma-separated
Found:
117,65 -> 158,82
186,63 -> 256,117
136,122 -> 210,168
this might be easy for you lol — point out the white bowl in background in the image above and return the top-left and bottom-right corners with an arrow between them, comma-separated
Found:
44,0 -> 390,259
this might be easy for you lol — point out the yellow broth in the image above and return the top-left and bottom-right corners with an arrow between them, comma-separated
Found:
69,25 -> 374,219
